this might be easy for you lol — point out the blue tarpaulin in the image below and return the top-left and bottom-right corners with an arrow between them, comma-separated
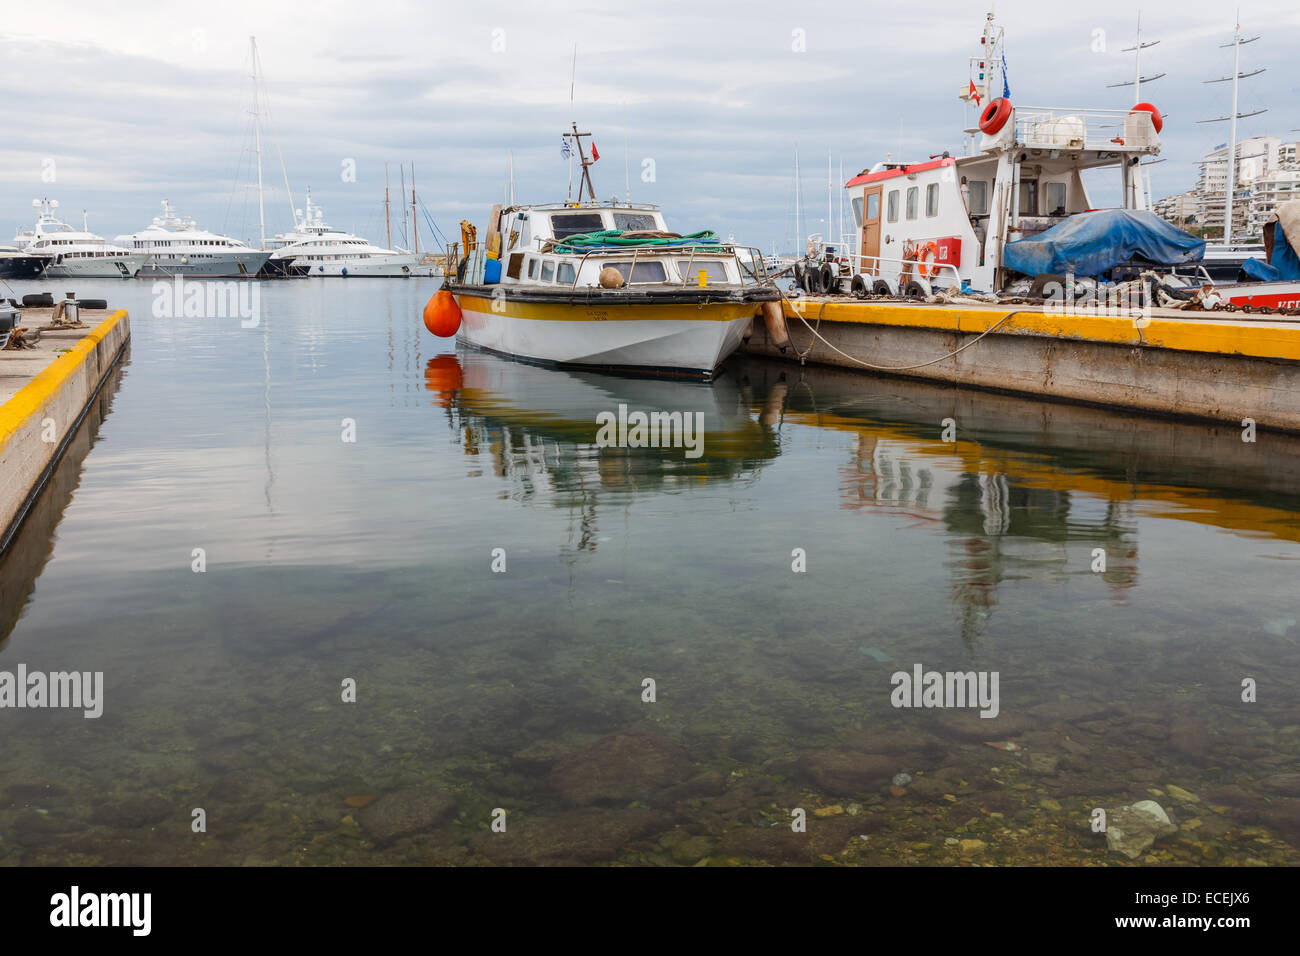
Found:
1241,221 -> 1300,282
1003,208 -> 1205,278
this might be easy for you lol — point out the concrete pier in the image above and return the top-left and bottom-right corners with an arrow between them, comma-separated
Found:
0,308 -> 130,552
742,299 -> 1300,432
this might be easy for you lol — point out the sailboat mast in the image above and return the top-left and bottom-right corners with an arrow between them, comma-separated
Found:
1224,22 -> 1242,245
411,162 -> 419,255
384,162 -> 392,251
794,145 -> 801,255
251,36 -> 266,248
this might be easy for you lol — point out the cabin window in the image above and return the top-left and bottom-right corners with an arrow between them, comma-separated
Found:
926,183 -> 939,217
1018,180 -> 1038,216
1045,182 -> 1067,216
966,181 -> 989,216
851,197 -> 864,228
887,190 -> 899,223
603,260 -> 667,283
527,258 -> 538,279
550,212 -> 605,239
906,187 -> 918,220
866,193 -> 879,221
506,252 -> 525,279
680,260 -> 728,284
541,261 -> 555,281
613,212 -> 658,231
557,263 -> 576,284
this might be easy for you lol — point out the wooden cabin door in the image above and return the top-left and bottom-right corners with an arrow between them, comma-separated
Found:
860,186 -> 882,275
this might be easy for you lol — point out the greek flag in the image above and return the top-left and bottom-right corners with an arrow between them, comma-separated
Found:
561,138 -> 572,159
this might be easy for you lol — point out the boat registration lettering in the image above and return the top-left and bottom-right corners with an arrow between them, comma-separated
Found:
584,309 -> 609,321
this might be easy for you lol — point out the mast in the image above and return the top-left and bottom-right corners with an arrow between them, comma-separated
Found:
384,162 -> 392,251
794,145 -> 802,254
1199,17 -> 1266,245
251,36 -> 266,248
411,162 -> 419,255
827,150 -> 833,245
399,165 -> 408,248
1108,12 -> 1164,104
564,123 -> 597,201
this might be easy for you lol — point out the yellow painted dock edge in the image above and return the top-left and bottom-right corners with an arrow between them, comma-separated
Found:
782,301 -> 1300,363
0,309 -> 130,454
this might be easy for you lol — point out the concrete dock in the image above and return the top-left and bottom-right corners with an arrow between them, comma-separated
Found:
0,308 -> 131,552
743,299 -> 1300,432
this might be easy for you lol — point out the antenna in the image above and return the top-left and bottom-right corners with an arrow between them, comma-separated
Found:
1198,15 -> 1266,244
508,149 -> 516,206
1107,12 -> 1164,102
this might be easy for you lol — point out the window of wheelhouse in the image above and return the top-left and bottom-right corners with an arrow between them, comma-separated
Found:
556,262 -> 576,284
887,190 -> 899,223
612,212 -> 658,231
851,196 -> 864,228
926,183 -> 939,217
866,193 -> 879,221
603,260 -> 667,283
905,187 -> 918,220
550,212 -> 605,239
679,260 -> 728,284
1045,182 -> 1067,216
541,261 -> 555,281
965,181 -> 989,216
527,258 -> 538,279
1018,180 -> 1038,216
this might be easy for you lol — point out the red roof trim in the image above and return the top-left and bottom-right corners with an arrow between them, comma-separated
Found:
845,157 -> 954,188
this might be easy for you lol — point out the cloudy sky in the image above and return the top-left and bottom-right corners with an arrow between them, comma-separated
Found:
2,0 -> 1297,255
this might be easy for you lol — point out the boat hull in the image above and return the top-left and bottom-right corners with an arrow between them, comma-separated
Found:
284,254 -> 424,277
450,287 -> 769,377
42,254 -> 147,278
1220,281 -> 1300,310
136,251 -> 272,278
0,255 -> 48,279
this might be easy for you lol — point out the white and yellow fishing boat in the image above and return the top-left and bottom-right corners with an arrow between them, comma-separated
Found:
424,125 -> 783,379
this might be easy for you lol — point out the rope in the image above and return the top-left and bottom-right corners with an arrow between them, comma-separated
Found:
775,288 -> 1029,371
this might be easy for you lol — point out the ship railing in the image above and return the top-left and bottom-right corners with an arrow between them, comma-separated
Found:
854,253 -> 962,291
1010,106 -> 1160,152
561,243 -> 773,291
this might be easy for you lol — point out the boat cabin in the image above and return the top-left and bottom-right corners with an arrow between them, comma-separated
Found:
460,200 -> 759,290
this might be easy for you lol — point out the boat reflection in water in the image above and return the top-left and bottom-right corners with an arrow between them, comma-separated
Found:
425,350 -> 785,551
434,345 -> 1300,650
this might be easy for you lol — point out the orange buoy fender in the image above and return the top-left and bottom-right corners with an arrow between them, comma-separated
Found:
978,97 -> 1012,135
1130,102 -> 1163,134
761,300 -> 790,351
423,289 -> 462,337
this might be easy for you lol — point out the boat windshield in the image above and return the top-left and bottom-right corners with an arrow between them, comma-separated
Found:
551,212 -> 604,239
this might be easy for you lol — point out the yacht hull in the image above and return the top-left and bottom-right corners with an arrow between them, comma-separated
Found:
294,254 -> 424,277
43,254 -> 148,278
136,251 -> 272,278
450,287 -> 770,377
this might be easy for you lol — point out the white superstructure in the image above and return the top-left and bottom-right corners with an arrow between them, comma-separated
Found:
266,190 -> 425,277
13,199 -> 147,278
114,201 -> 271,277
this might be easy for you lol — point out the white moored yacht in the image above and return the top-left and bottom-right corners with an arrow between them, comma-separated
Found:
114,201 -> 271,277
266,190 -> 422,277
13,199 -> 147,278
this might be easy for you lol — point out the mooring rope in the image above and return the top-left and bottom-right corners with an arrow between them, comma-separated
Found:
773,288 -> 1030,371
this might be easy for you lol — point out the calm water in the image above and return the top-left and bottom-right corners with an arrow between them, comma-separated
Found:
1,277 -> 1298,866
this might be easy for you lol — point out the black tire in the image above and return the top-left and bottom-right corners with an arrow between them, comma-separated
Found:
872,280 -> 892,296
819,263 -> 835,294
801,263 -> 821,295
22,293 -> 54,307
792,261 -> 806,291
850,275 -> 868,299
79,298 -> 108,310
904,281 -> 927,299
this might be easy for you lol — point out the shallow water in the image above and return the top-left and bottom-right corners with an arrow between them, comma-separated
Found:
1,277 -> 1298,866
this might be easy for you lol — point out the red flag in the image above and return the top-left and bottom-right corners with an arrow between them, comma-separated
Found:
969,80 -> 981,106
591,143 -> 600,162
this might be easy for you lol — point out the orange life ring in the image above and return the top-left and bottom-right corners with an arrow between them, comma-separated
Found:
916,241 -> 941,278
1130,102 -> 1163,134
978,97 -> 1013,135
